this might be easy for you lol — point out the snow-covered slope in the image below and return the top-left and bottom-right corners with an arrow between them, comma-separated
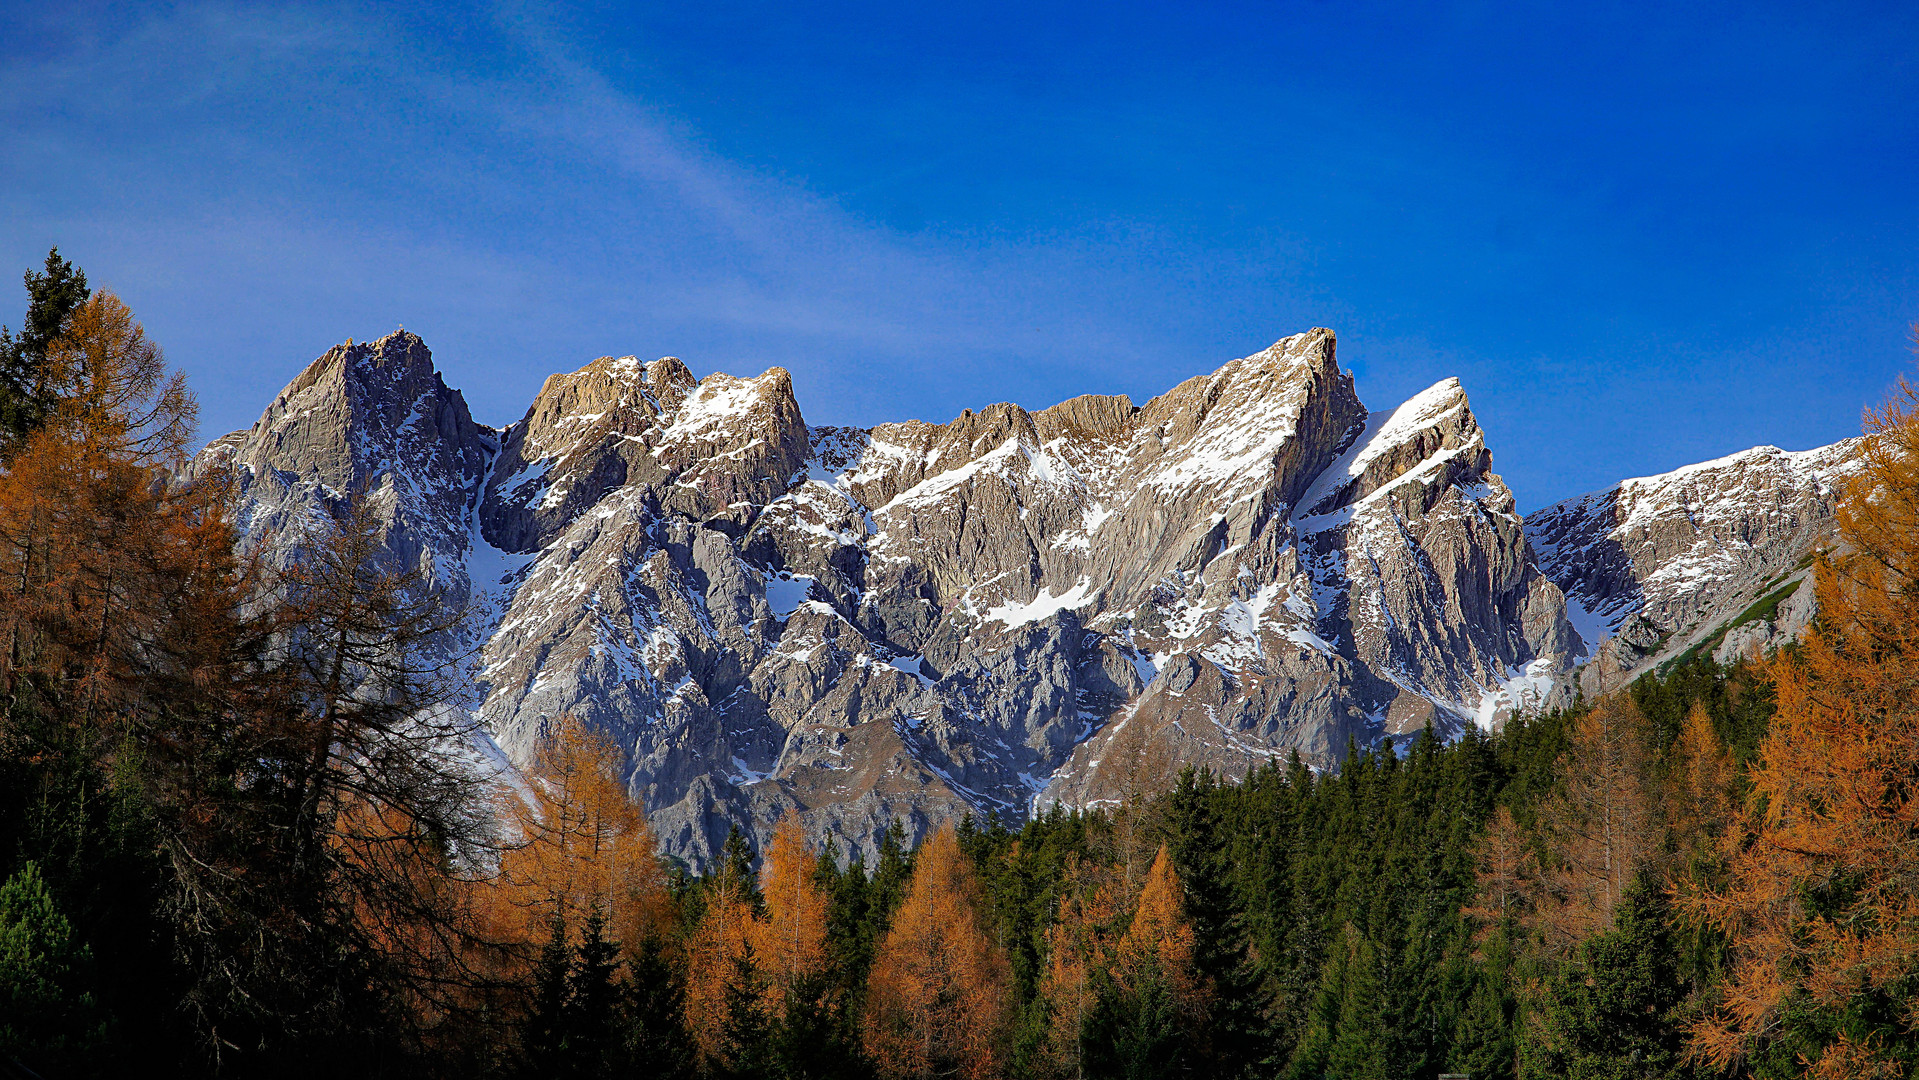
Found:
1525,440 -> 1864,695
201,328 -> 1589,866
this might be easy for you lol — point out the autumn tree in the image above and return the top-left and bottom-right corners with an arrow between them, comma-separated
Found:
681,814 -> 842,1075
751,812 -> 831,1001
1103,715 -> 1176,890
137,486 -> 514,1070
1035,862 -> 1125,1079
1091,846 -> 1207,1080
1665,701 -> 1736,883
1114,848 -> 1201,1007
0,286 -> 313,1076
1533,695 -> 1660,950
686,836 -> 765,1063
497,713 -> 673,954
864,827 -> 1012,1080
0,290 -> 503,1072
0,292 -> 204,730
1467,805 -> 1538,930
1683,367 -> 1919,1079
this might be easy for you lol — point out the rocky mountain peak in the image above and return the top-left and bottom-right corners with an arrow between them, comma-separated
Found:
479,359 -> 807,553
1126,328 -> 1363,513
235,329 -> 478,490
207,326 -> 1602,866
1294,377 -> 1500,526
1528,439 -> 1864,695
195,331 -> 489,609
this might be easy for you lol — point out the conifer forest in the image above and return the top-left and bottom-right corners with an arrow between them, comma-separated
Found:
8,250 -> 1919,1080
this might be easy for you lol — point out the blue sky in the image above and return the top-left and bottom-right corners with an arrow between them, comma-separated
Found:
3,1 -> 1914,509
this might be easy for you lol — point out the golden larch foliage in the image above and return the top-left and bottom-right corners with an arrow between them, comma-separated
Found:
1465,804 -> 1536,931
684,887 -> 759,1062
1682,369 -> 1919,1078
679,814 -> 830,1063
864,827 -> 1012,1080
42,291 -> 195,466
752,812 -> 830,996
495,714 -> 673,955
1113,847 -> 1203,1011
1667,701 -> 1734,850
1533,694 -> 1659,949
1035,862 -> 1124,1079
0,292 -> 212,733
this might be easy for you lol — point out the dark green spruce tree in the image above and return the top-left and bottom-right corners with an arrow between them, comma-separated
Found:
714,946 -> 775,1080
618,935 -> 696,1080
563,910 -> 621,1077
0,246 -> 89,449
1524,875 -> 1688,1080
522,914 -> 576,1079
0,860 -> 106,1073
1085,955 -> 1189,1080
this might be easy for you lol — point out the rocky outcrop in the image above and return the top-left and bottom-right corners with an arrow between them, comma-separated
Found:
1525,441 -> 1864,696
194,331 -> 494,615
203,327 -> 1588,867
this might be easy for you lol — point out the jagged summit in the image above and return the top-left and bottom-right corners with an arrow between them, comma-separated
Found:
1526,439 -> 1863,696
199,330 -> 490,611
199,327 -> 1832,867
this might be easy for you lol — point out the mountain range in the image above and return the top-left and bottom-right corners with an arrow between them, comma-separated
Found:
193,329 -> 1860,866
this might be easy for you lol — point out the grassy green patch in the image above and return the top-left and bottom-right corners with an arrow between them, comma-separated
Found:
1734,578 -> 1805,627
1659,578 -> 1805,674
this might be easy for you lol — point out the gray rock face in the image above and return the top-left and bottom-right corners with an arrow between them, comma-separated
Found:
204,328 -> 1589,866
1525,441 -> 1863,696
195,331 -> 493,612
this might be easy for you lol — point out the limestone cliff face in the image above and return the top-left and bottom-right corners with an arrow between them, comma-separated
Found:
195,331 -> 492,611
202,328 -> 1589,866
1525,441 -> 1864,696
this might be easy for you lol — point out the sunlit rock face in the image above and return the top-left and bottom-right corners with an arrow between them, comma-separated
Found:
203,327 -> 1599,867
1527,440 -> 1863,697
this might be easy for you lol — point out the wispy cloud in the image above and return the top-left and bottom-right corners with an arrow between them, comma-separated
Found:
2,2 -> 1256,437
10,1 -> 1899,508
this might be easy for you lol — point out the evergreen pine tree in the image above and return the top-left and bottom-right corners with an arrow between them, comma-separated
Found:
718,824 -> 765,912
523,914 -> 575,1078
773,969 -> 864,1080
1164,766 -> 1269,1078
0,247 -> 89,448
715,945 -> 776,1080
1524,875 -> 1685,1080
617,935 -> 697,1080
1086,955 -> 1187,1080
869,820 -> 915,918
1290,923 -> 1390,1080
1450,926 -> 1519,1080
564,909 -> 621,1077
0,861 -> 105,1072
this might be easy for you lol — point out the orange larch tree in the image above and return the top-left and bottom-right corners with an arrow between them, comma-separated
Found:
1466,804 -> 1538,932
863,826 -> 1012,1080
1035,861 -> 1125,1079
1666,700 -> 1735,863
1111,846 -> 1205,1023
684,877 -> 760,1061
0,291 -> 205,737
1683,369 -> 1919,1079
496,713 -> 673,956
1532,694 -> 1660,950
751,812 -> 830,1005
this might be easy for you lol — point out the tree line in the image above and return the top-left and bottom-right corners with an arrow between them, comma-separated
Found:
3,250 -> 1918,1079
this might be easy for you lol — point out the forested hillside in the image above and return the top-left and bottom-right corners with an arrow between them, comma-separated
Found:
5,253 -> 1918,1079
